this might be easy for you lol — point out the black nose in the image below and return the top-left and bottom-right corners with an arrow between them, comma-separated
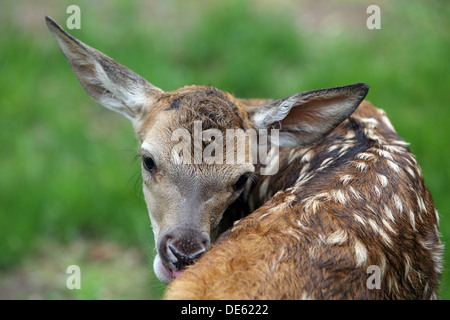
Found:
159,230 -> 210,270
168,245 -> 206,270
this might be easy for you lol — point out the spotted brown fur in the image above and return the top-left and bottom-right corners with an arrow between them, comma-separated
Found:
166,101 -> 442,299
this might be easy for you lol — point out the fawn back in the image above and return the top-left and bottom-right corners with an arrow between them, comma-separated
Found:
165,100 -> 442,299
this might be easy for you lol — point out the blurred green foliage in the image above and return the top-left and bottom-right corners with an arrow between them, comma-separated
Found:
0,0 -> 449,299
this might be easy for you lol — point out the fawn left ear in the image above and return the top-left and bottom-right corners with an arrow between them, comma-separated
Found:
46,16 -> 164,123
247,83 -> 369,147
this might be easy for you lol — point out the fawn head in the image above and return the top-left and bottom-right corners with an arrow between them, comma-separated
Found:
47,16 -> 369,283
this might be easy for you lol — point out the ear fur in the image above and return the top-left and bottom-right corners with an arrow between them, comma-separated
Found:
46,16 -> 163,122
248,83 -> 369,147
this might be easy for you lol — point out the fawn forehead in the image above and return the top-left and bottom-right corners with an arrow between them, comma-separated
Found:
139,85 -> 254,179
140,85 -> 249,137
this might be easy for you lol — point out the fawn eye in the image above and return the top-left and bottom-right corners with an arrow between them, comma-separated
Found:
233,174 -> 249,191
142,156 -> 155,173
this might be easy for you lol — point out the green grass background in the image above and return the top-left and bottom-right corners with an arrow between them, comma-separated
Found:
0,0 -> 449,299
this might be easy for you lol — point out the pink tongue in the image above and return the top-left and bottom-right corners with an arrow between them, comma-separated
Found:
172,270 -> 184,278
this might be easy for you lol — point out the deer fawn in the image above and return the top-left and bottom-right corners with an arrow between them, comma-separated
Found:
47,17 -> 442,299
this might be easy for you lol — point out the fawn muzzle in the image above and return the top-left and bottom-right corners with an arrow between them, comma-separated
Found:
156,228 -> 210,281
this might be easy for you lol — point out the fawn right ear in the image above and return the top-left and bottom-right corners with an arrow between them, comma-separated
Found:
247,83 -> 369,147
46,16 -> 163,123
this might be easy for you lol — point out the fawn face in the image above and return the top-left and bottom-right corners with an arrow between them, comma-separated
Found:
137,88 -> 256,283
47,16 -> 368,283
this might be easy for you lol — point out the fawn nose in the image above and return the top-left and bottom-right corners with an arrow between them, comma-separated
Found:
160,230 -> 210,270
168,244 -> 206,270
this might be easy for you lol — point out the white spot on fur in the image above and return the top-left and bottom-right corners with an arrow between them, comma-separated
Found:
354,213 -> 366,226
302,192 -> 330,214
294,173 -> 312,188
404,155 -> 416,167
384,205 -> 395,222
395,140 -> 410,146
348,186 -> 362,200
409,210 -> 417,232
379,228 -> 393,247
406,166 -> 416,178
381,218 -> 396,235
393,194 -> 403,213
356,161 -> 367,172
328,145 -> 339,153
320,157 -> 333,167
361,117 -> 379,126
300,163 -> 311,175
277,195 -> 297,210
384,144 -> 406,154
327,229 -> 348,246
287,149 -> 297,164
417,196 -> 427,214
375,148 -> 394,160
387,160 -> 400,173
339,143 -> 354,156
404,253 -> 412,280
256,210 -> 274,221
377,174 -> 388,187
357,152 -> 376,161
301,149 -> 315,163
331,189 -> 348,205
368,219 -> 380,234
415,165 -> 423,177
420,239 -> 434,250
354,240 -> 368,267
374,185 -> 382,198
344,130 -> 356,139
339,174 -> 353,186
